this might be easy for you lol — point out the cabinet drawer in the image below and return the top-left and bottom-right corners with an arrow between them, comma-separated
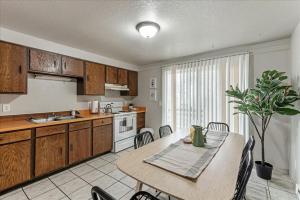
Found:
36,124 -> 66,138
69,121 -> 91,131
93,118 -> 113,127
0,130 -> 31,145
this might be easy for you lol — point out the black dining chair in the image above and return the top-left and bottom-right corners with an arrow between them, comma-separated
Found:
233,151 -> 254,200
241,136 -> 255,162
91,186 -> 159,200
134,131 -> 154,149
206,122 -> 230,133
134,130 -> 171,200
159,125 -> 173,138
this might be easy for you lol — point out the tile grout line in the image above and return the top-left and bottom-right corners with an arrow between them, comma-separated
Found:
22,178 -> 56,200
21,188 -> 30,200
48,177 -> 71,200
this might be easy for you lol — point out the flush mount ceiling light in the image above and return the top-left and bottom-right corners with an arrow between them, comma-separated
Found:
136,21 -> 160,38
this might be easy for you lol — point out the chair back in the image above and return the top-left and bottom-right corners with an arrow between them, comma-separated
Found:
130,191 -> 159,200
241,136 -> 255,161
206,122 -> 230,133
134,131 -> 154,149
91,186 -> 115,200
233,151 -> 254,200
159,125 -> 173,138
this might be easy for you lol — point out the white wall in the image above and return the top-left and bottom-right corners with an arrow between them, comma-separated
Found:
289,21 -> 300,185
0,28 -> 137,115
134,38 -> 291,171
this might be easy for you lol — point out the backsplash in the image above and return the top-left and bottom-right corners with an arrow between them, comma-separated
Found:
0,75 -> 133,116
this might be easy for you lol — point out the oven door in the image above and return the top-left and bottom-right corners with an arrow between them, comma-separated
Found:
113,114 -> 137,142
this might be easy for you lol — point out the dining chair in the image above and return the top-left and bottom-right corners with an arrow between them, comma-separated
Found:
206,122 -> 230,133
233,151 -> 254,200
241,136 -> 255,162
134,131 -> 154,149
134,130 -> 171,200
91,186 -> 159,200
159,125 -> 173,138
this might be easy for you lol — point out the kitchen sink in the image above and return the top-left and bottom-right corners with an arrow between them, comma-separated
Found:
29,115 -> 82,124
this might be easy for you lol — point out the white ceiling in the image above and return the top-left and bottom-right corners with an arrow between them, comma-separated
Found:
1,1 -> 300,66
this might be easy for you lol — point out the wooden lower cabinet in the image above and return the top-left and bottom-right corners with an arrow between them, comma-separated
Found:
0,140 -> 31,191
69,128 -> 91,164
35,133 -> 66,176
93,124 -> 113,156
137,112 -> 145,132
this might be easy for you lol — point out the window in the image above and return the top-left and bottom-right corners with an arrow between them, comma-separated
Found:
162,53 -> 249,138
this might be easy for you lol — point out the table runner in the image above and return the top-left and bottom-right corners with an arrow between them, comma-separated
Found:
143,131 -> 228,180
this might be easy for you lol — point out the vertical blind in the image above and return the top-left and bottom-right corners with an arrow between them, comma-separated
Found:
162,53 -> 249,138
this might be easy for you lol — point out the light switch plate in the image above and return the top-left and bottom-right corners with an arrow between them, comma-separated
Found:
2,104 -> 11,112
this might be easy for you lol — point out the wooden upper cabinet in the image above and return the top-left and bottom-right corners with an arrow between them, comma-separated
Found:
118,68 -> 128,85
0,41 -> 27,93
29,49 -> 61,74
0,130 -> 31,191
62,56 -> 84,77
106,66 -> 118,84
78,62 -> 105,95
121,70 -> 138,96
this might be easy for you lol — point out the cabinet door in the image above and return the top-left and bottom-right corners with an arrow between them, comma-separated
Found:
62,56 -> 84,77
0,141 -> 31,191
137,112 -> 145,131
0,42 -> 27,93
35,133 -> 65,176
84,62 -> 105,95
106,66 -> 118,84
121,70 -> 138,96
128,71 -> 138,96
69,128 -> 91,164
29,49 -> 61,74
93,124 -> 113,156
118,69 -> 128,85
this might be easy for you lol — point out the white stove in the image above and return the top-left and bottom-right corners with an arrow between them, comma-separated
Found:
100,102 -> 137,152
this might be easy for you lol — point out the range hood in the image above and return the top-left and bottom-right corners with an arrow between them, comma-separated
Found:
105,83 -> 129,91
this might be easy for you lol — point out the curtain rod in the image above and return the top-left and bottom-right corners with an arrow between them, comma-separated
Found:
162,51 -> 250,68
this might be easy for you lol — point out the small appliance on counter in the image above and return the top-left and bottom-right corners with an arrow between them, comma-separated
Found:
89,100 -> 99,114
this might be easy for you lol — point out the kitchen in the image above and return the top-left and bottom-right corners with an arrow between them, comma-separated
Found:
0,40 -> 146,193
1,1 -> 300,200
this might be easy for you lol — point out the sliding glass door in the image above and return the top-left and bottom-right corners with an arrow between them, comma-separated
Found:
162,53 -> 249,138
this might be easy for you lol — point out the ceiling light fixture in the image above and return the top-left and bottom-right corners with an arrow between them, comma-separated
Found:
136,21 -> 160,38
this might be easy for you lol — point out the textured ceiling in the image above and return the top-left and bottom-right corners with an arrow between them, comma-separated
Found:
1,0 -> 300,66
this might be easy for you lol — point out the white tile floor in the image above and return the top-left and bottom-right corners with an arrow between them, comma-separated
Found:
0,147 -> 298,200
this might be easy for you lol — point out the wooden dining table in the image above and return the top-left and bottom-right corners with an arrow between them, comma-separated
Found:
117,129 -> 244,200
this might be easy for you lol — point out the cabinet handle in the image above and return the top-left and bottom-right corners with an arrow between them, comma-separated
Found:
70,144 -> 73,151
54,60 -> 57,67
19,65 -> 22,74
64,62 -> 66,69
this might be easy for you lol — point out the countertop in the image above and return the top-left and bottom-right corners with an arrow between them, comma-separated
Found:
0,108 -> 146,133
0,112 -> 114,133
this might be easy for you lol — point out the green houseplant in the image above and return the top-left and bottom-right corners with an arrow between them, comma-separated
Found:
226,70 -> 300,180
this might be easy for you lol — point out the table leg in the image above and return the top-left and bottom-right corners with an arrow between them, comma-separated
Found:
135,181 -> 143,192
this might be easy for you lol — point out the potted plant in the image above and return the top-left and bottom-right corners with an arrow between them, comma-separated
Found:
226,70 -> 300,180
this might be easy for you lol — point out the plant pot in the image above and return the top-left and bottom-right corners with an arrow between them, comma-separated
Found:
255,161 -> 273,180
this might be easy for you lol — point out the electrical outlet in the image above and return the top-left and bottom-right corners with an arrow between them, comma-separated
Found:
296,184 -> 300,200
2,104 -> 11,112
